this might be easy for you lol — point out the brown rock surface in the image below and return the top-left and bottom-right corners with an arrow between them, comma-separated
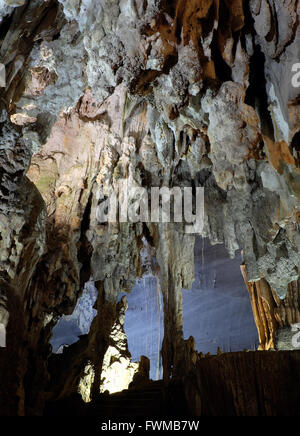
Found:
242,265 -> 300,350
186,351 -> 300,416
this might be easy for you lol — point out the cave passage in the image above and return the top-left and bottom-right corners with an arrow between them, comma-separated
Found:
50,281 -> 98,354
183,237 -> 259,354
123,274 -> 164,381
0,0 -> 299,418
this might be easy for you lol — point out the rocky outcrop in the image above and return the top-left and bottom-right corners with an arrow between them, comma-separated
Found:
185,350 -> 300,416
100,296 -> 139,395
241,265 -> 300,350
45,350 -> 300,417
0,0 -> 299,416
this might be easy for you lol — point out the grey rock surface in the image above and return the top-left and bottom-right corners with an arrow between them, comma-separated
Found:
0,0 -> 299,413
51,281 -> 98,353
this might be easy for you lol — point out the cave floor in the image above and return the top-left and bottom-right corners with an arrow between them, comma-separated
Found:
44,380 -> 187,417
43,350 -> 300,417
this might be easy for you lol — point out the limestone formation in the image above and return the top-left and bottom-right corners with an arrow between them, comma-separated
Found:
100,296 -> 139,395
0,0 -> 299,417
242,265 -> 300,350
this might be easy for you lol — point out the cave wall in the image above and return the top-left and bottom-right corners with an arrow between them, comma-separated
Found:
185,350 -> 300,416
50,281 -> 98,353
0,0 -> 299,415
242,266 -> 300,350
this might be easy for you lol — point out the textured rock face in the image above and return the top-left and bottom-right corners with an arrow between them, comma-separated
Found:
242,265 -> 300,350
51,281 -> 98,353
0,0 -> 299,416
185,350 -> 300,416
0,1 -> 25,22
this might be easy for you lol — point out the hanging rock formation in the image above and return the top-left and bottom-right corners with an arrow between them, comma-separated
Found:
0,0 -> 299,416
242,265 -> 300,350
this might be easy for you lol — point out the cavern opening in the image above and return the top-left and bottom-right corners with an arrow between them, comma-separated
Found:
183,237 -> 258,355
52,234 -> 258,399
51,281 -> 98,354
123,273 -> 164,381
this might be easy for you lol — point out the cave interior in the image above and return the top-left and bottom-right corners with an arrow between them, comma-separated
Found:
0,0 -> 300,418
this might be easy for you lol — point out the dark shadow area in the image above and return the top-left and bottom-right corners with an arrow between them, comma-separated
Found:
291,131 -> 300,167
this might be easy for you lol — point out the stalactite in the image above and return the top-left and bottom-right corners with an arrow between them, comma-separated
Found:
241,265 -> 300,350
